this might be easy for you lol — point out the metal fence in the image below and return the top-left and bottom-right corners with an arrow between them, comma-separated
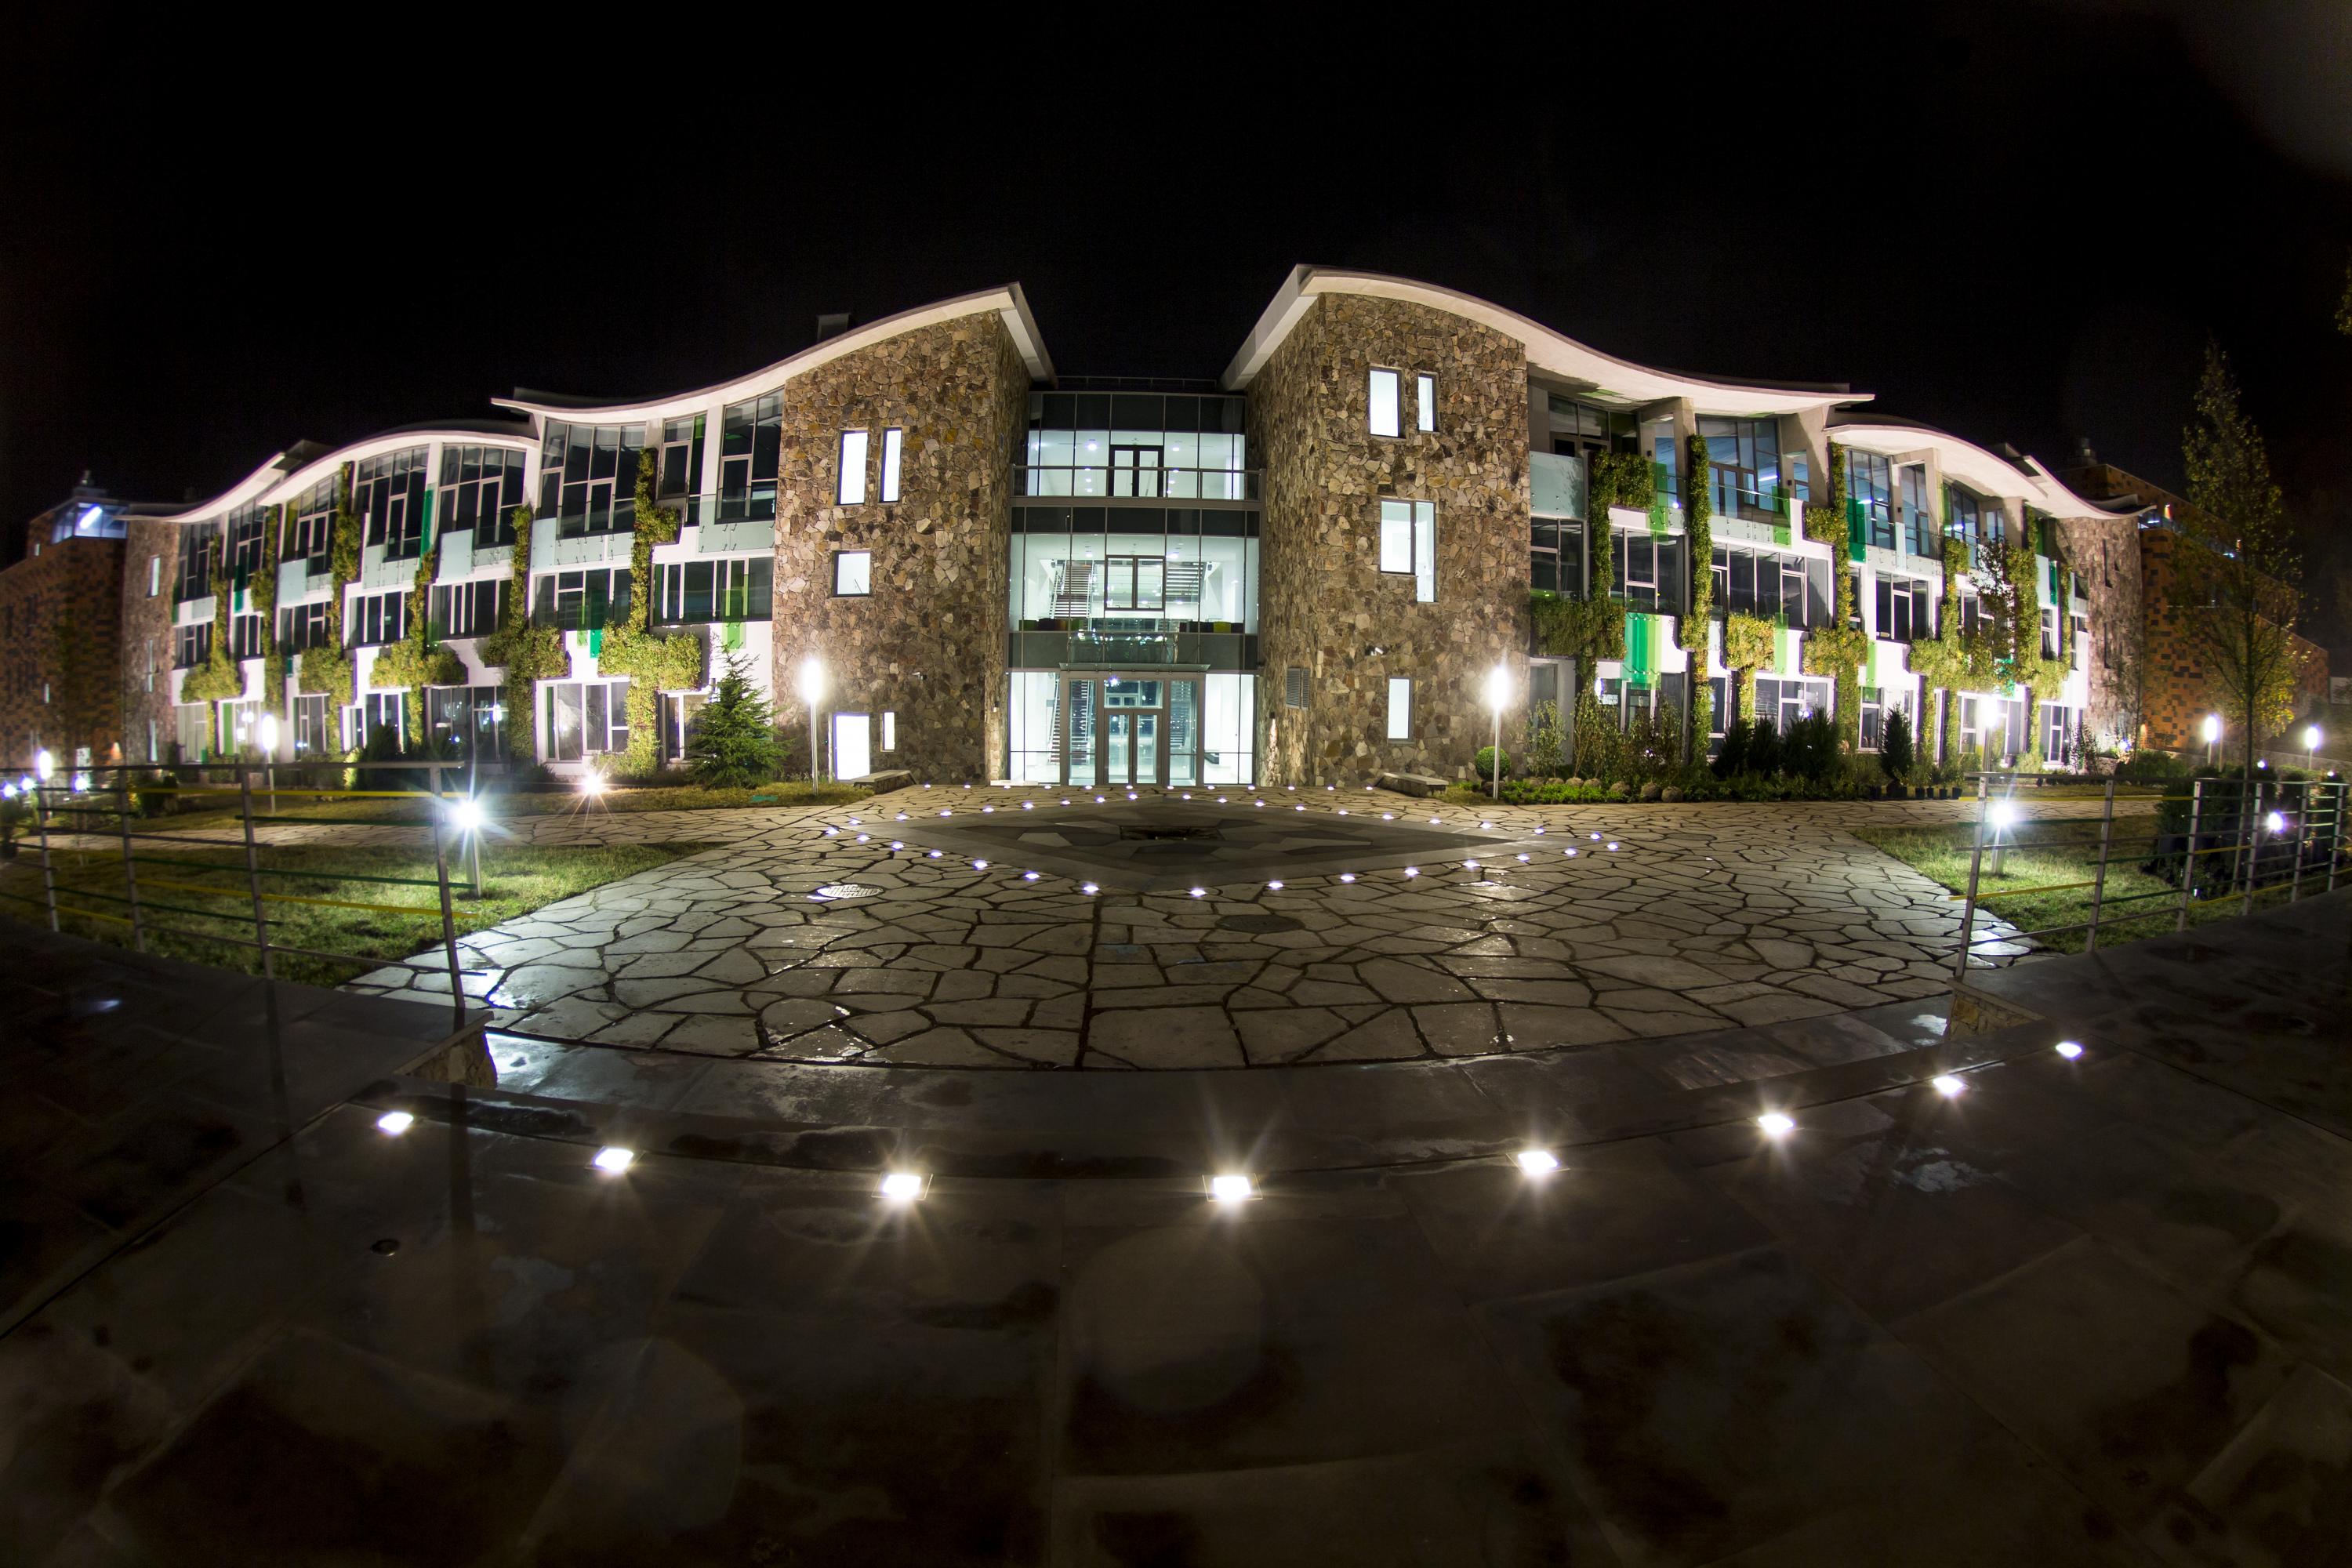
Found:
1951,771 -> 2349,975
0,759 -> 484,1028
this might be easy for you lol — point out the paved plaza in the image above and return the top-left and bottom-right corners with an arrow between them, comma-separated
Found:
348,785 -> 2125,1069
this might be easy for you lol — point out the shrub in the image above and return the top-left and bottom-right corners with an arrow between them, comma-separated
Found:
1473,746 -> 1512,783
2114,750 -> 2190,785
1881,709 -> 1913,782
1746,719 -> 1781,779
1712,720 -> 1750,779
1523,701 -> 1565,779
691,652 -> 783,789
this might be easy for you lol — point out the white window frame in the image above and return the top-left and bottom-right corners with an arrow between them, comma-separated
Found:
833,550 -> 872,597
1368,368 -> 1400,438
880,427 -> 903,503
882,710 -> 896,752
1386,677 -> 1412,741
1415,374 -> 1436,432
147,555 -> 161,597
1378,501 -> 1436,602
838,430 -> 869,505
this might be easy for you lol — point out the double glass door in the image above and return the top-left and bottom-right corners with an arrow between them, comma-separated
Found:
1059,673 -> 1199,787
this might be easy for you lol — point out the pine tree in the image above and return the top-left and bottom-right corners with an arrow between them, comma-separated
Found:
691,652 -> 782,789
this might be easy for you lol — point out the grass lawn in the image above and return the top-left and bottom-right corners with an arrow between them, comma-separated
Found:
0,840 -> 716,989
1853,819 -> 2306,955
155,777 -> 870,831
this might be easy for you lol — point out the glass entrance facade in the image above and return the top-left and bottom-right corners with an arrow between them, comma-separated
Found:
1007,670 -> 1255,787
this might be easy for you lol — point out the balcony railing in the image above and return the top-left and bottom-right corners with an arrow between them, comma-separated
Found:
1013,465 -> 1261,503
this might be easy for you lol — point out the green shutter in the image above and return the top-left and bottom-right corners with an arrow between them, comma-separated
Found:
1623,612 -> 1654,688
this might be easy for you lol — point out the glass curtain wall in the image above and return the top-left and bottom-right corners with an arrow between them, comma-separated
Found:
1009,506 -> 1258,630
1697,416 -> 1781,517
1847,450 -> 1895,550
540,423 -> 645,536
1022,392 -> 1252,500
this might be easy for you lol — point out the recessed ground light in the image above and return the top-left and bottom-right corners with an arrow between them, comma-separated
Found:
1339,873 -> 1357,883
1479,820 -> 1493,829
1758,1112 -> 1795,1138
1127,792 -> 1138,800
823,826 -> 838,836
593,1147 -> 635,1174
972,859 -> 989,870
1381,812 -> 1394,820
1255,800 -> 1265,808
1429,816 -> 1440,825
1403,866 -> 1419,877
1606,842 -> 1620,851
1181,793 -> 1191,800
1208,1174 -> 1256,1203
1189,886 -> 1207,897
2054,1040 -> 2084,1059
376,1110 -> 415,1136
1515,1148 -> 1560,1175
1515,853 -> 1530,862
1266,880 -> 1283,891
895,812 -> 908,821
1096,795 -> 1106,803
939,808 -> 952,816
855,833 -> 869,842
889,840 -> 903,849
1932,1074 -> 1967,1098
1022,801 -> 1033,810
1061,798 -> 1071,805
927,850 -> 943,858
1533,826 -> 1545,834
1565,848 -> 1577,857
1338,808 -> 1348,815
1464,859 -> 1480,870
880,1171 -> 927,1202
1294,804 -> 1305,812
1023,871 -> 1040,881
1081,883 -> 1099,895
982,805 -> 994,813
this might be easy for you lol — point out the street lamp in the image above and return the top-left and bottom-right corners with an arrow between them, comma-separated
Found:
34,750 -> 53,782
799,655 -> 826,789
256,713 -> 280,812
1484,662 -> 1509,800
2303,724 -> 2321,771
2201,713 -> 2221,767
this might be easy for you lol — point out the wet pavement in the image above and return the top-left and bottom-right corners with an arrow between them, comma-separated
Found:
2,890 -> 2346,1566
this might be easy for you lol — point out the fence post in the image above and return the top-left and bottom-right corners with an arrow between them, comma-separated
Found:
1953,775 -> 1990,980
2176,779 -> 2203,933
116,769 -> 145,953
2332,780 -> 2346,895
2288,779 -> 2308,904
2241,775 -> 2261,919
427,773 -> 467,1033
238,767 -> 274,981
31,779 -> 58,932
2086,775 -> 2115,953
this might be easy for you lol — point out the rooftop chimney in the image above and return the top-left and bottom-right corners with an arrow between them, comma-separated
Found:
815,312 -> 851,342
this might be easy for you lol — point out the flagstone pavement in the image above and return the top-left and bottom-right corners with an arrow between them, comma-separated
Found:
342,784 -> 2151,1070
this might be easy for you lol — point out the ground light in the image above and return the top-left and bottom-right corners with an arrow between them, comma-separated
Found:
1757,1112 -> 1795,1138
593,1147 -> 636,1174
1403,866 -> 1419,877
1208,1174 -> 1256,1203
1515,1149 -> 1559,1175
1266,880 -> 1283,891
376,1110 -> 416,1136
34,750 -> 53,781
1081,883 -> 1099,895
447,798 -> 485,834
580,772 -> 605,798
2054,1040 -> 2084,1059
1931,1074 -> 1967,1098
879,1171 -> 927,1202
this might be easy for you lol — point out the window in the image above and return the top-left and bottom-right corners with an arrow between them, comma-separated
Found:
1531,520 -> 1585,596
438,446 -> 526,547
1415,374 -> 1436,432
173,622 -> 211,669
655,415 -> 706,501
354,448 -> 429,557
1614,532 -> 1686,613
1958,592 -> 1989,638
1385,677 -> 1411,740
2044,703 -> 2074,764
1102,555 -> 1166,611
533,568 -> 630,630
176,524 -> 216,601
1018,393 -> 1252,501
363,692 -> 405,750
147,555 -> 161,597
1284,667 -> 1309,708
882,711 -> 896,752
1377,500 -> 1436,601
1846,450 -> 1894,551
2041,606 -> 2060,659
833,550 -> 872,597
1899,464 -> 1935,555
353,590 -> 408,647
545,678 -> 630,761
539,422 -> 643,536
1860,688 -> 1884,750
721,394 -> 782,520
1368,369 -> 1400,437
1697,416 -> 1782,517
429,579 -> 507,638
294,694 -> 332,756
838,430 -> 869,505
655,557 -> 773,622
880,427 -> 904,503
1873,575 -> 1930,643
278,601 -> 331,652
1708,676 -> 1727,742
427,684 -> 507,760
143,638 -> 156,692
286,479 -> 337,561
227,503 -> 266,575
229,614 -> 264,660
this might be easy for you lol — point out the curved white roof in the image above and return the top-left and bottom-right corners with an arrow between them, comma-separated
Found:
160,428 -> 535,524
492,285 -> 1054,429
1222,267 -> 1866,416
1831,421 -> 2128,521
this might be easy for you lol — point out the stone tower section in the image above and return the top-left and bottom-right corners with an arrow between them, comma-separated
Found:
1248,292 -> 1530,786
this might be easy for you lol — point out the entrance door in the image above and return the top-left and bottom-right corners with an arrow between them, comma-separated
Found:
1057,673 -> 1203,787
1109,445 -> 1163,498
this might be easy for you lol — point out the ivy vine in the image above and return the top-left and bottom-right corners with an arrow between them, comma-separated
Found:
1799,443 -> 1866,750
590,453 -> 706,776
1681,433 -> 1714,750
297,466 -> 361,714
475,503 -> 566,744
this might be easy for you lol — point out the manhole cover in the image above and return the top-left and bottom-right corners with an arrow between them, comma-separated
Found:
808,884 -> 884,902
1220,913 -> 1303,934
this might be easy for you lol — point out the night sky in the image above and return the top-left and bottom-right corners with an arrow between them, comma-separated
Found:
5,4 -> 2349,634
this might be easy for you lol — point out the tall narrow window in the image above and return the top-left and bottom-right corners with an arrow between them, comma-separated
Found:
1415,374 -> 1436,432
838,430 -> 869,505
1379,501 -> 1437,601
1368,369 -> 1400,437
1385,677 -> 1411,740
720,395 -> 780,520
147,556 -> 161,597
880,428 -> 903,503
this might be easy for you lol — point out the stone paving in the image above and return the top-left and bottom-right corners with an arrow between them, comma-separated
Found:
342,784 -> 2147,1069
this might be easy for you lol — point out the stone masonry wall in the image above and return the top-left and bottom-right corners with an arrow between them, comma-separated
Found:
1250,293 -> 1530,786
0,535 -> 127,766
771,313 -> 1027,782
2139,528 -> 2328,750
2052,511 -> 2140,746
120,518 -> 179,765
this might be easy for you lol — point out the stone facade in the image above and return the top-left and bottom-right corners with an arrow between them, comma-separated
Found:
119,517 -> 180,765
1250,294 -> 1530,786
2049,510 -> 2140,746
771,312 -> 1029,782
0,519 -> 127,767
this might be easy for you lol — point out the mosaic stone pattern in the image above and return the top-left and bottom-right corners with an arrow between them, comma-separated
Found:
117,517 -> 179,765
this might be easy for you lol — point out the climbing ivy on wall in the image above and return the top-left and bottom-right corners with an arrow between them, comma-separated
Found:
1722,611 -> 1778,713
178,545 -> 245,706
368,526 -> 467,741
297,467 -> 360,715
1681,433 -> 1713,750
590,454 -> 706,776
476,503 -> 565,748
1798,443 -> 1867,752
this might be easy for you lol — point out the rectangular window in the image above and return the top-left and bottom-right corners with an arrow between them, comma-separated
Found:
437,445 -> 526,547
1385,676 -> 1411,740
652,558 -> 772,623
1616,531 -> 1680,611
353,590 -> 408,647
147,555 -> 161,597
1846,449 -> 1895,551
177,521 -> 218,600
285,479 -> 336,561
882,711 -> 896,752
720,394 -> 782,521
363,692 -> 405,752
293,693 -> 331,756
1415,374 -> 1436,432
1530,519 -> 1585,596
544,679 -> 630,761
1698,416 -> 1784,517
655,415 -> 706,502
354,448 -> 430,557
833,550 -> 872,597
539,421 -> 644,537
1860,688 -> 1884,750
1368,369 -> 1400,437
1284,667 -> 1308,708
537,568 -> 629,630
173,621 -> 211,670
144,638 -> 155,692
229,614 -> 264,661
277,601 -> 331,652
2041,606 -> 2060,659
880,427 -> 903,503
838,430 -> 869,505
1899,464 -> 1935,555
429,579 -> 507,639
1377,500 -> 1436,601
1873,575 -> 1930,643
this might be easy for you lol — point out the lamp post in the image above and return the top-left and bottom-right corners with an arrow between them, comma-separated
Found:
800,655 -> 826,789
256,713 -> 279,813
2303,723 -> 2321,771
2201,713 -> 2221,768
1485,662 -> 1509,801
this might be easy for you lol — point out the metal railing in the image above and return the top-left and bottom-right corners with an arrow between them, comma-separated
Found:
0,760 -> 487,1029
1950,771 -> 2348,975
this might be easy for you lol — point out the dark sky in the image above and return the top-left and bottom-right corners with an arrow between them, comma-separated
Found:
5,3 -> 2350,624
